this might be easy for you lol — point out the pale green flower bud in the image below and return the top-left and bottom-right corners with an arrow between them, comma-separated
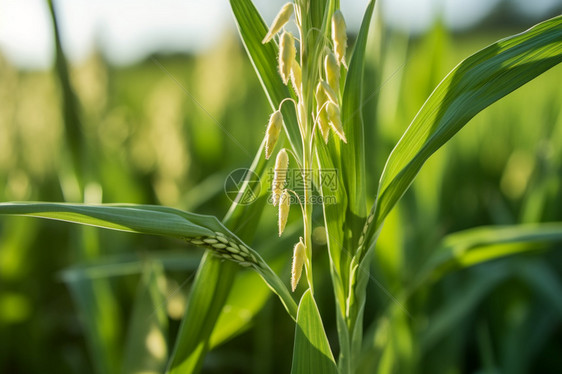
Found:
331,10 -> 347,65
262,3 -> 294,44
279,31 -> 296,85
291,237 -> 306,291
265,110 -> 283,159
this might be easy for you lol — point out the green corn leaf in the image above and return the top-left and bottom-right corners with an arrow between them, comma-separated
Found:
412,222 -> 562,290
230,0 -> 301,160
47,0 -> 87,189
340,0 -> 374,240
121,262 -> 168,374
363,15 -> 562,255
341,0 -> 376,348
0,202 -> 296,320
0,202 -> 215,238
290,290 -> 338,374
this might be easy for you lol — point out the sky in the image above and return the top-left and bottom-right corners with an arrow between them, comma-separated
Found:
0,0 -> 559,69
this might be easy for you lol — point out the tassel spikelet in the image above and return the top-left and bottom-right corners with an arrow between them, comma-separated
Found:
318,109 -> 330,143
265,110 -> 283,159
291,237 -> 306,291
262,2 -> 294,44
320,80 -> 338,104
272,149 -> 289,206
262,5 -> 353,292
331,10 -> 347,66
278,189 -> 290,236
315,82 -> 328,109
325,51 -> 340,92
326,102 -> 347,143
297,101 -> 307,129
290,60 -> 302,97
315,83 -> 330,143
279,31 -> 296,85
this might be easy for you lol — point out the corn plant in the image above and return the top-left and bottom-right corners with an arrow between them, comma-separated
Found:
1,1 -> 562,373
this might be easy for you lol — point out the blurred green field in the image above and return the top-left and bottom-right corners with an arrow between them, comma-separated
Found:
1,16 -> 562,374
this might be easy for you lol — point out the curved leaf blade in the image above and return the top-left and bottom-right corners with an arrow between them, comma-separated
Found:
366,15 -> 562,249
0,202 -> 215,238
0,202 -> 297,320
411,222 -> 562,293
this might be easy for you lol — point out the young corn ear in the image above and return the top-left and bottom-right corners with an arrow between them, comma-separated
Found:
278,189 -> 290,236
262,2 -> 294,44
279,31 -> 296,85
291,237 -> 306,292
272,149 -> 289,206
326,102 -> 347,143
325,51 -> 340,92
265,110 -> 283,159
331,10 -> 347,66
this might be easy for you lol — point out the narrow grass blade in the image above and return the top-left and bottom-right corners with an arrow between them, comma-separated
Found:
0,202 -> 215,238
230,0 -> 301,159
364,15 -> 562,254
413,223 -> 562,290
121,262 -> 168,374
290,290 -> 338,374
339,0 -> 377,365
340,0 -> 374,238
47,0 -> 87,187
